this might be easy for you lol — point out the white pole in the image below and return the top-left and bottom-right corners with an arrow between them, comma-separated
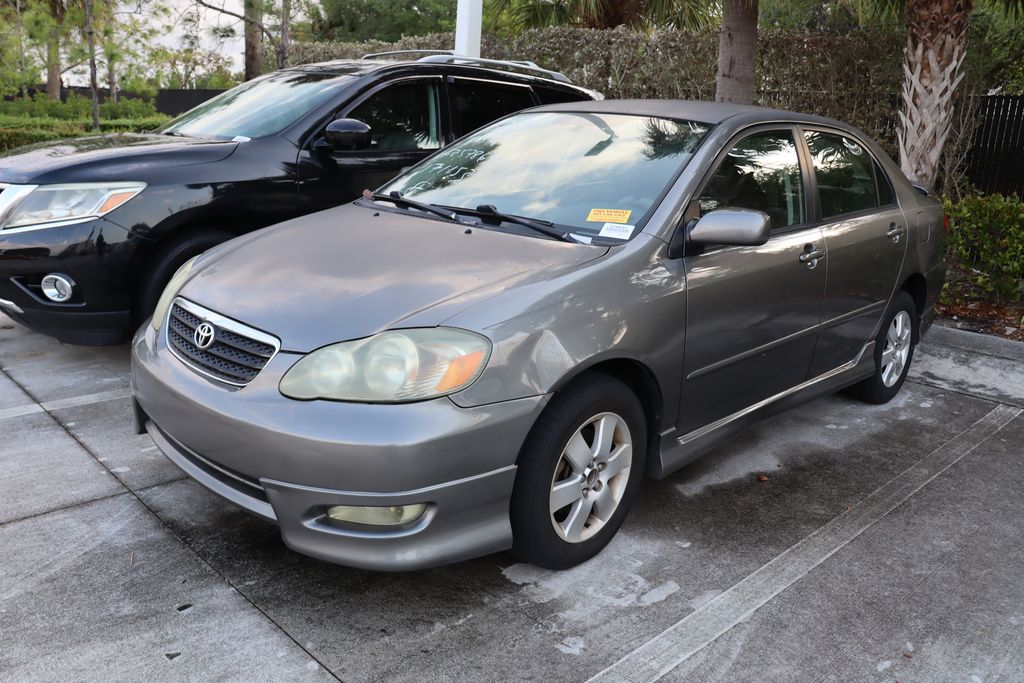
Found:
454,0 -> 482,58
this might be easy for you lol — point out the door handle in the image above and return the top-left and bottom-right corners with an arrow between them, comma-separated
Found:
799,244 -> 825,269
886,223 -> 906,243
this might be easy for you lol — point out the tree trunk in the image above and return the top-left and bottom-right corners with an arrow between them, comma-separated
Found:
715,0 -> 759,105
46,1 -> 65,100
107,57 -> 117,104
243,0 -> 263,80
277,0 -> 291,69
83,0 -> 101,131
897,0 -> 971,188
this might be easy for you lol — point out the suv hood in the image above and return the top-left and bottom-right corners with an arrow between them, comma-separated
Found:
180,203 -> 608,352
0,133 -> 238,184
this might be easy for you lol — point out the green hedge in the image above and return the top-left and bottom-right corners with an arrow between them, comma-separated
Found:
0,94 -> 160,120
0,115 -> 170,153
284,27 -> 909,156
945,194 -> 1024,304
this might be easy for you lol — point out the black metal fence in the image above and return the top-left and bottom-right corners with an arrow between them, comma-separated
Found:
966,95 -> 1024,196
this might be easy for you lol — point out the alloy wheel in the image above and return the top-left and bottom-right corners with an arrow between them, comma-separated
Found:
881,310 -> 912,387
549,412 -> 633,543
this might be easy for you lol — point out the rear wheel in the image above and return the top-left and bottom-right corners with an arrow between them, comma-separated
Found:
511,374 -> 646,569
134,231 -> 233,325
847,291 -> 917,404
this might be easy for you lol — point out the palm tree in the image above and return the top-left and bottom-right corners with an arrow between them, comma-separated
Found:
895,0 -> 1023,188
46,0 -> 67,99
715,0 -> 758,103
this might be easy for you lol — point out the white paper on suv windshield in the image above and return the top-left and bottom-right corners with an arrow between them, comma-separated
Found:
381,112 -> 710,241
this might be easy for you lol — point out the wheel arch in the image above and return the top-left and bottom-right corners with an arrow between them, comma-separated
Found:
544,356 -> 664,479
900,272 -> 927,343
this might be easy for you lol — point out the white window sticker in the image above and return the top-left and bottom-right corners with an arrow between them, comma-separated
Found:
598,223 -> 635,240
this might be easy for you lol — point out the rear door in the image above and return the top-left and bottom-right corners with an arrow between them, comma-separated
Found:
446,77 -> 538,140
801,128 -> 909,377
679,127 -> 827,433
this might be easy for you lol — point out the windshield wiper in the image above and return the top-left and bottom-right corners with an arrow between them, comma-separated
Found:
367,191 -> 463,223
451,204 -> 579,243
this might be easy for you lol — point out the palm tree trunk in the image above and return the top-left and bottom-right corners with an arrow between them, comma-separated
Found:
277,0 -> 291,69
46,1 -> 65,100
83,0 -> 101,131
715,0 -> 759,105
897,0 -> 971,187
243,0 -> 263,80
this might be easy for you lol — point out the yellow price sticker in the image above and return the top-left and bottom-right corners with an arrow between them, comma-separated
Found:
586,208 -> 633,224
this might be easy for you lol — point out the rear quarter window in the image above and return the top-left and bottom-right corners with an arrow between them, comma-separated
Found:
450,79 -> 536,138
534,86 -> 591,104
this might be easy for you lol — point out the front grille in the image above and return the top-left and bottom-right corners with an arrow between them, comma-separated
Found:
166,298 -> 279,386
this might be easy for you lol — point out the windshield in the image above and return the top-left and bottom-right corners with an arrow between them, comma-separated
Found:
157,71 -> 347,140
381,111 -> 710,241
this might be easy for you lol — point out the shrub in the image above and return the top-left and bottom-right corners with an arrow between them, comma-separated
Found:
283,27 -> 909,155
99,98 -> 159,119
945,194 -> 1024,304
0,115 -> 169,153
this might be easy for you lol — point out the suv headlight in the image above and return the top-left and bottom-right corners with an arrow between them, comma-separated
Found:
151,256 -> 199,331
0,182 -> 145,231
280,328 -> 491,403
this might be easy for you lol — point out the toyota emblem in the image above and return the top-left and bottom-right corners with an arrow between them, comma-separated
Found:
193,321 -> 216,350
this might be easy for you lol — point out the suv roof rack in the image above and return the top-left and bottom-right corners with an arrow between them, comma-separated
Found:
359,50 -> 572,84
361,49 -> 455,60
416,54 -> 572,84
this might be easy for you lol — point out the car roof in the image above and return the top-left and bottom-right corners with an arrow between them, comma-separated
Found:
532,99 -> 855,130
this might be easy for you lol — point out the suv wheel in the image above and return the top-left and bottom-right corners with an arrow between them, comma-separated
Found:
511,374 -> 646,569
135,231 -> 233,325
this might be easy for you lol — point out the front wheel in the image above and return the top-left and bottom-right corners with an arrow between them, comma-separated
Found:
847,291 -> 917,404
511,374 -> 646,569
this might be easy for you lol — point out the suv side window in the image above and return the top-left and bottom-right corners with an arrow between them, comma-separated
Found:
347,81 -> 440,152
699,130 -> 806,230
534,86 -> 588,104
450,79 -> 536,138
804,130 -> 879,219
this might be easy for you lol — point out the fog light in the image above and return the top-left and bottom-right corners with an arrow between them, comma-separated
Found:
40,273 -> 75,303
326,504 -> 426,528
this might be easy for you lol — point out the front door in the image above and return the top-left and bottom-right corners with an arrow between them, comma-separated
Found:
297,78 -> 443,210
801,128 -> 909,376
679,128 -> 826,434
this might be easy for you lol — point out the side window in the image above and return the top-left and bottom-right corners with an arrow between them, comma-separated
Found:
347,81 -> 440,152
450,80 -> 535,138
804,131 -> 879,218
875,161 -> 896,206
699,130 -> 806,230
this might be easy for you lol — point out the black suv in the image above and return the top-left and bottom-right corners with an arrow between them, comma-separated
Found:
0,53 -> 598,344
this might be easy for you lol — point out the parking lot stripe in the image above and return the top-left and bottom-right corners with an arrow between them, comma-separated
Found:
587,403 -> 1022,683
0,403 -> 45,420
38,387 -> 131,412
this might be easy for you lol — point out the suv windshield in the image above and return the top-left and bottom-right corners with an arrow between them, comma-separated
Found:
157,71 -> 347,140
381,111 -> 710,241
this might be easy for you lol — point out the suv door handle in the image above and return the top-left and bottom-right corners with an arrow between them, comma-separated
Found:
887,222 -> 906,243
799,244 -> 825,269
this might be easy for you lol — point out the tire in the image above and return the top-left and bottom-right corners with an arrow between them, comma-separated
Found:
511,373 -> 647,569
134,231 -> 233,325
847,291 -> 918,405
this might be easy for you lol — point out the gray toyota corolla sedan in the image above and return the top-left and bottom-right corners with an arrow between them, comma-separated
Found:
131,100 -> 946,571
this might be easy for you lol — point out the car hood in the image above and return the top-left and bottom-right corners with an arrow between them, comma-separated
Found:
180,203 -> 608,352
0,133 -> 238,184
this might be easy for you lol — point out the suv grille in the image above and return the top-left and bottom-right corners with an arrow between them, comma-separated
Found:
166,298 -> 279,386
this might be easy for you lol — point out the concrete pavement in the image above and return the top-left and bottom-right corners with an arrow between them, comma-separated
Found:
1,313 -> 1022,682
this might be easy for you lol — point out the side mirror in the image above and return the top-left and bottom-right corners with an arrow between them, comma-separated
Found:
688,208 -> 771,247
323,118 -> 372,151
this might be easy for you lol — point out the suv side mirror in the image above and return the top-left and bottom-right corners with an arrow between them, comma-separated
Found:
688,209 -> 771,247
323,118 -> 372,151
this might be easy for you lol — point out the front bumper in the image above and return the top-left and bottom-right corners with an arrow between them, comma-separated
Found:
0,217 -> 138,345
132,324 -> 547,570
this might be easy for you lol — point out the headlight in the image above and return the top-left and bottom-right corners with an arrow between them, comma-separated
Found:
151,256 -> 199,331
280,328 -> 491,403
0,182 -> 145,231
